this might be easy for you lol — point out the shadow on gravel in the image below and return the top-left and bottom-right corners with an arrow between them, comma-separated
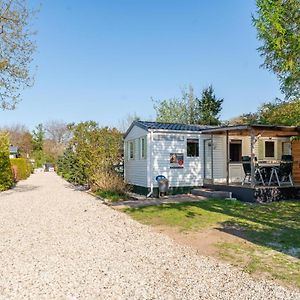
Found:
64,184 -> 89,192
2,185 -> 39,195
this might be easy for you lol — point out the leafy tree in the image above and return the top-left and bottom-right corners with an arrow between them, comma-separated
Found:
2,124 -> 33,157
0,131 -> 13,190
154,85 -> 223,125
32,123 -> 45,167
228,113 -> 259,125
57,147 -> 87,185
32,123 -> 44,152
155,85 -> 200,124
259,98 -> 300,125
68,121 -> 125,192
154,96 -> 188,124
0,0 -> 37,109
198,85 -> 223,125
153,86 -> 200,124
253,0 -> 300,98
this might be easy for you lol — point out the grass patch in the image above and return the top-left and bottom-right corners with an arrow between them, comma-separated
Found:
125,199 -> 300,288
96,190 -> 128,202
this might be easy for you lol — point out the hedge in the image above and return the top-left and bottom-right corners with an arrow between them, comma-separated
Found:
0,152 -> 13,191
10,158 -> 32,182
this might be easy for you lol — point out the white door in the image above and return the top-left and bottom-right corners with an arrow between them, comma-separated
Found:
204,139 -> 212,181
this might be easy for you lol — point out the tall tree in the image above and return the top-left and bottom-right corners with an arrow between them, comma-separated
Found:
32,123 -> 44,151
198,85 -> 223,125
253,0 -> 300,98
258,98 -> 300,125
44,120 -> 71,145
153,86 -> 200,124
0,0 -> 37,109
118,113 -> 140,133
31,123 -> 45,167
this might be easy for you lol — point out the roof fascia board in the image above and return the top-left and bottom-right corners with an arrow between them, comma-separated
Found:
124,121 -> 149,139
151,129 -> 203,135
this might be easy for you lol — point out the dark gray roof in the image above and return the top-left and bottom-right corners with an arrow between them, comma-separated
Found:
9,146 -> 18,154
124,120 -> 214,137
137,121 -> 210,131
125,121 -> 300,138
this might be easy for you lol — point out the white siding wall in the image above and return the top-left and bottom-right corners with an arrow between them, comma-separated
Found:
124,126 -> 148,187
125,127 -> 292,189
151,132 -> 203,188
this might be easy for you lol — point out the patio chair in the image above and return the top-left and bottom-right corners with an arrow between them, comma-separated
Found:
268,157 -> 293,186
281,155 -> 293,161
242,156 -> 265,186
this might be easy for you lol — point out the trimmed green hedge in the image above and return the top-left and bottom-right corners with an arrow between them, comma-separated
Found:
0,152 -> 13,191
10,158 -> 32,182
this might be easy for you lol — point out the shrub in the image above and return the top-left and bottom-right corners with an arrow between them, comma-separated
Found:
0,133 -> 13,191
10,158 -> 31,181
57,147 -> 88,185
92,171 -> 129,195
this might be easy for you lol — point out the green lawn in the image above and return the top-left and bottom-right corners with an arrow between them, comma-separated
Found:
125,200 -> 300,288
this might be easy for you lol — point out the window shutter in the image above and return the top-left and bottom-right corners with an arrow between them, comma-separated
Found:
124,142 -> 128,162
144,137 -> 147,159
257,139 -> 264,160
277,141 -> 282,160
134,139 -> 138,160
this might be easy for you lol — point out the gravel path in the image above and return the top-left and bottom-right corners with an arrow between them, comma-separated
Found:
0,173 -> 299,300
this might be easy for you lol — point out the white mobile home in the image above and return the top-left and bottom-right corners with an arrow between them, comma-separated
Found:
124,121 -> 295,197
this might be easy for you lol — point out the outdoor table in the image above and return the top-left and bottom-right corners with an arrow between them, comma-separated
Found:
257,162 -> 280,184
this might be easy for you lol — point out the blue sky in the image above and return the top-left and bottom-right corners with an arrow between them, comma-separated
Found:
0,0 -> 283,130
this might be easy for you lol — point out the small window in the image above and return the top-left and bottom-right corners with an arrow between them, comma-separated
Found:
187,139 -> 199,157
129,141 -> 134,160
140,137 -> 147,159
230,140 -> 242,162
265,141 -> 275,157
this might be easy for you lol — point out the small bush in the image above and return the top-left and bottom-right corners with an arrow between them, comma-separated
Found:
57,147 -> 88,186
91,171 -> 129,194
0,152 -> 13,191
0,133 -> 13,191
10,158 -> 31,181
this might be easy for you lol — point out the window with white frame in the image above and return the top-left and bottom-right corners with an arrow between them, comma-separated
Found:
129,141 -> 134,160
140,137 -> 147,159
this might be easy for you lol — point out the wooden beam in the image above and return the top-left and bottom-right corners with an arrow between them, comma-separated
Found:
250,129 -> 256,188
211,134 -> 214,183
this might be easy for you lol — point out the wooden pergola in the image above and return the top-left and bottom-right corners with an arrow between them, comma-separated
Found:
202,124 -> 300,188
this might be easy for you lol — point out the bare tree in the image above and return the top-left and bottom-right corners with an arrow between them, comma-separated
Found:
118,112 -> 140,133
44,120 -> 72,145
0,0 -> 37,109
43,120 -> 72,162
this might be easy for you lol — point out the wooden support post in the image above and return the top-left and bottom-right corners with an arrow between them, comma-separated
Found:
226,131 -> 229,185
211,134 -> 214,183
250,129 -> 256,188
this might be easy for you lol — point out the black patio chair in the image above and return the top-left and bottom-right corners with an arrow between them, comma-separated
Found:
281,155 -> 293,162
268,156 -> 293,186
242,156 -> 265,186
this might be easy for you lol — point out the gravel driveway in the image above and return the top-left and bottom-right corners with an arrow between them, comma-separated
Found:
0,173 -> 299,300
